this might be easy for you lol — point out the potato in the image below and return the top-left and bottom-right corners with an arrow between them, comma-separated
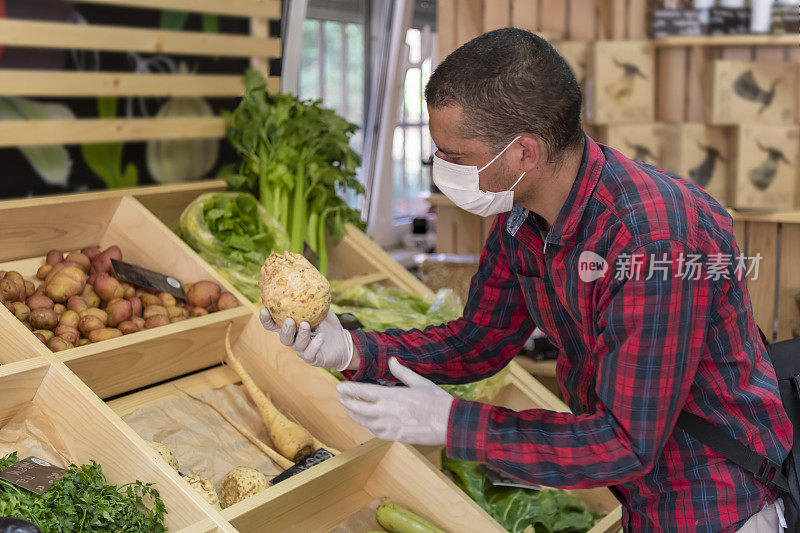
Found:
118,321 -> 140,335
33,332 -> 47,344
90,245 -> 122,275
78,315 -> 105,336
143,305 -> 167,319
80,246 -> 101,260
217,292 -> 239,311
220,467 -> 268,508
80,307 -> 108,325
81,285 -> 101,308
67,296 -> 88,313
183,474 -> 221,510
87,328 -> 123,343
27,294 -> 54,310
47,337 -> 74,352
147,441 -> 179,471
45,265 -> 87,303
22,322 -> 33,332
144,315 -> 170,329
131,317 -> 146,330
65,252 -> 91,272
129,296 -> 142,318
44,262 -> 67,285
158,292 -> 177,307
139,293 -> 161,307
166,305 -> 187,321
34,329 -> 54,342
36,264 -> 53,280
30,308 -> 58,330
24,281 -> 35,298
3,300 -> 14,314
120,282 -> 135,299
188,306 -> 208,317
76,338 -> 91,347
12,302 -> 30,322
5,272 -> 25,299
0,279 -> 19,302
59,310 -> 79,329
187,281 -> 221,309
260,251 -> 330,329
54,325 -> 79,345
53,303 -> 66,316
93,273 -> 124,302
106,299 -> 132,327
45,250 -> 64,266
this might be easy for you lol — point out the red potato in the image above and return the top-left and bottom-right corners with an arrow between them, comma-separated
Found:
65,252 -> 91,272
12,302 -> 30,322
88,328 -> 122,342
90,245 -> 122,275
93,273 -> 124,302
143,305 -> 167,320
217,292 -> 239,311
24,281 -> 35,298
80,307 -> 108,325
45,250 -> 63,266
54,325 -> 79,345
106,299 -> 132,327
34,329 -> 54,342
59,310 -> 79,329
34,284 -> 46,296
30,308 -> 58,330
45,266 -> 87,303
36,264 -> 53,280
139,293 -> 161,307
129,296 -> 142,318
78,315 -> 105,336
188,306 -> 209,317
131,317 -> 145,330
158,292 -> 177,307
0,279 -> 19,302
47,337 -> 73,352
145,315 -> 170,329
34,332 -> 47,343
118,321 -> 140,335
187,281 -> 221,309
27,294 -> 54,310
67,296 -> 88,313
81,246 -> 101,260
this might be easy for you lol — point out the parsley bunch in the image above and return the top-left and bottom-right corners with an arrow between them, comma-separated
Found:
0,452 -> 167,532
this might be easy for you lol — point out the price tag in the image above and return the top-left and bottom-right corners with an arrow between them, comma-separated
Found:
270,449 -> 334,485
0,456 -> 66,495
479,464 -> 544,490
110,259 -> 187,301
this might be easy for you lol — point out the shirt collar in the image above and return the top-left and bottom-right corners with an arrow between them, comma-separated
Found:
544,134 -> 604,246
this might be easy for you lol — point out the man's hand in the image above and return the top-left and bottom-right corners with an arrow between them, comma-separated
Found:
336,357 -> 455,446
259,308 -> 355,371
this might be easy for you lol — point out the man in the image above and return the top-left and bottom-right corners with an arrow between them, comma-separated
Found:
261,29 -> 792,532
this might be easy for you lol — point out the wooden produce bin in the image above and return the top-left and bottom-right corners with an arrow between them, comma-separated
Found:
0,194 -> 253,399
0,357 -> 229,531
219,439 -> 503,532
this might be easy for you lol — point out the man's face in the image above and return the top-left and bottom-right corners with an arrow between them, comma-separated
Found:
428,104 -> 515,194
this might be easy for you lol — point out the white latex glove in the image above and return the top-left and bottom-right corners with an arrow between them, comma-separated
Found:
336,357 -> 455,446
259,307 -> 354,371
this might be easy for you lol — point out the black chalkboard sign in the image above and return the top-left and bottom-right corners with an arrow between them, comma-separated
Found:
651,9 -> 704,38
709,7 -> 751,35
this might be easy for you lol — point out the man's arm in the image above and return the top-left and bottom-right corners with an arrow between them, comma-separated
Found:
342,217 -> 535,384
447,240 -> 709,488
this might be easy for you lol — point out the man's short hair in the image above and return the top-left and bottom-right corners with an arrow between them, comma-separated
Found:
425,28 -> 583,162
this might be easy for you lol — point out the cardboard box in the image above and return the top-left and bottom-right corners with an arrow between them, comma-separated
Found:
661,124 -> 729,204
586,41 -> 655,124
709,61 -> 798,125
596,124 -> 664,167
730,125 -> 799,210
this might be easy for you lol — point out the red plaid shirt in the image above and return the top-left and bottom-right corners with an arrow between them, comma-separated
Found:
345,136 -> 792,532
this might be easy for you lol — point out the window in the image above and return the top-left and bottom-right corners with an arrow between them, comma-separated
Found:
392,26 -> 435,221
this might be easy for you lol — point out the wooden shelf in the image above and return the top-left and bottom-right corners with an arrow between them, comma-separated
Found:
513,357 -> 558,378
654,34 -> 799,47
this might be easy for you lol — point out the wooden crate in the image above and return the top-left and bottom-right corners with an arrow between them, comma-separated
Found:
0,357 -> 229,531
596,124 -> 665,167
0,194 -> 253,398
661,124 -> 729,204
708,60 -> 798,125
586,41 -> 655,124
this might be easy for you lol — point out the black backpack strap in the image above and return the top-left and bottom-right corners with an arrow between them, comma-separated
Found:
677,410 -> 791,493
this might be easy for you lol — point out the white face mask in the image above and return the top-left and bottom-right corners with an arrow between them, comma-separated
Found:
432,135 -> 526,217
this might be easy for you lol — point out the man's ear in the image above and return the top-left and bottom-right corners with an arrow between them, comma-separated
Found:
517,135 -> 543,172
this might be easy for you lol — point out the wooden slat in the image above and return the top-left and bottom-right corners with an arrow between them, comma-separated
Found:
626,0 -> 647,40
777,224 -> 800,341
511,0 -> 539,32
0,71 -> 243,97
0,19 -> 280,58
250,16 -> 271,77
607,0 -> 627,40
0,117 -> 226,147
655,34 -> 799,47
437,0 -> 459,60
483,0 -> 511,32
755,46 -> 786,62
657,47 -> 687,123
76,0 -> 281,18
456,0 -> 482,46
567,0 -> 597,41
685,46 -> 704,122
538,0 -> 567,38
747,222 -> 779,340
720,46 -> 753,60
733,219 -> 747,253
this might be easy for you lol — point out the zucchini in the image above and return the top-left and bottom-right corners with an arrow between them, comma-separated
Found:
376,503 -> 447,533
